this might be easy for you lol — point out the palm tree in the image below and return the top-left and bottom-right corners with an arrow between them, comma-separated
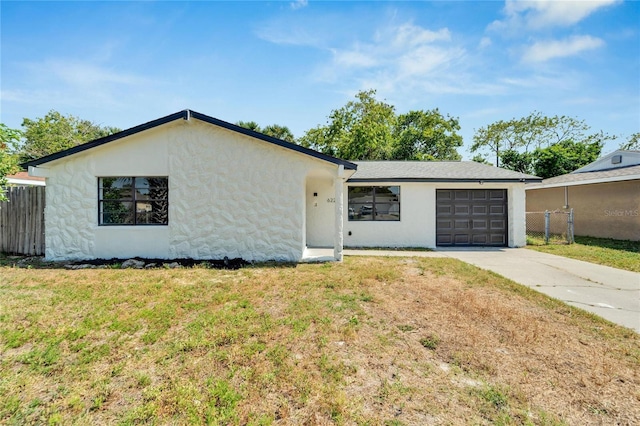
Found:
262,124 -> 295,143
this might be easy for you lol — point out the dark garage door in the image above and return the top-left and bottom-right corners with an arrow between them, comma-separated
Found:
436,189 -> 508,246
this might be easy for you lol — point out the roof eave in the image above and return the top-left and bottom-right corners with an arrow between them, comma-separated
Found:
526,174 -> 640,189
347,178 -> 542,183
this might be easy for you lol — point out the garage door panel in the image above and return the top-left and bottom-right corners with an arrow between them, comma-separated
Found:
437,205 -> 452,215
490,220 -> 505,230
472,205 -> 488,215
437,219 -> 453,231
436,189 -> 508,247
438,190 -> 453,201
472,220 -> 488,230
471,234 -> 488,244
472,191 -> 488,201
454,190 -> 470,200
436,234 -> 452,245
454,234 -> 471,244
490,205 -> 506,215
454,205 -> 470,215
490,190 -> 506,200
489,234 -> 506,244
454,220 -> 470,229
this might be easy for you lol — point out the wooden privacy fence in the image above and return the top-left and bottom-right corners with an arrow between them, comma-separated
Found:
0,186 -> 46,255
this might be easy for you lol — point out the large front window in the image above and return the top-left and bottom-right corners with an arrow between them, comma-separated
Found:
348,186 -> 400,221
98,177 -> 168,225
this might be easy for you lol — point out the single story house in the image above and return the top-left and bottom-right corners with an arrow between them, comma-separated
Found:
526,150 -> 640,241
24,110 -> 540,262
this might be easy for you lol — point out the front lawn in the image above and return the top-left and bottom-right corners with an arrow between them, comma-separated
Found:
527,236 -> 640,272
1,257 -> 638,424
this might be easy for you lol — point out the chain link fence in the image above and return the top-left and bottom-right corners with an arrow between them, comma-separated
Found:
526,209 -> 574,245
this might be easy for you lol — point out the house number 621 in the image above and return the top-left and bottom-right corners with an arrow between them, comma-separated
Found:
327,198 -> 336,203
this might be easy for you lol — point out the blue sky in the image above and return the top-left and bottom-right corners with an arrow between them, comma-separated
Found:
1,1 -> 638,157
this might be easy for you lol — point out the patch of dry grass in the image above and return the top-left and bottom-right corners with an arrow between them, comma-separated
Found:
0,257 -> 638,425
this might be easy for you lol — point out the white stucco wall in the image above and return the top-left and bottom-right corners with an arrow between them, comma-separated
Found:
507,184 -> 527,247
38,119 -> 339,261
343,182 -> 527,248
305,172 -> 337,247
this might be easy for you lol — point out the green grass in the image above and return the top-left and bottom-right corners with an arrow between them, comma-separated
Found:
0,256 -> 638,424
527,235 -> 640,272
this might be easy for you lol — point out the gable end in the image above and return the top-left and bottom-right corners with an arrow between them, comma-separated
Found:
22,110 -> 357,171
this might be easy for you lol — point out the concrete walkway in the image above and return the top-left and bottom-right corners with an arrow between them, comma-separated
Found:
344,248 -> 640,333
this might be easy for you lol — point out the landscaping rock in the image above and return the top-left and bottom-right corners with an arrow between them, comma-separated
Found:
121,259 -> 145,269
64,264 -> 97,270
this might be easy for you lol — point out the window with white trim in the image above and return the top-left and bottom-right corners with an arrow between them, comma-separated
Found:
98,177 -> 168,225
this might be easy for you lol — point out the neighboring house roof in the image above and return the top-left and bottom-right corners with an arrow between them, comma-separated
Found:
527,164 -> 640,189
527,150 -> 640,190
6,171 -> 46,186
572,149 -> 640,173
348,161 -> 541,183
22,110 -> 357,170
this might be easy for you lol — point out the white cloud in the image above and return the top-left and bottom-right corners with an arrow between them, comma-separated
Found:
479,37 -> 492,49
321,23 -> 462,88
3,58 -> 157,114
255,22 -> 325,47
290,0 -> 308,10
45,60 -> 148,87
382,23 -> 451,47
260,19 -> 517,100
491,0 -> 620,32
522,35 -> 605,62
331,47 -> 378,68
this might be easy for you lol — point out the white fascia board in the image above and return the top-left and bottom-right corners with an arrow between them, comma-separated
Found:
525,174 -> 640,190
28,166 -> 51,178
7,178 -> 46,186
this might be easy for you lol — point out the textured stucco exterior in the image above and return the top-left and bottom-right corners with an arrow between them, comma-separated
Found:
38,119 -> 342,261
343,182 -> 527,248
30,111 -> 535,260
526,180 -> 640,241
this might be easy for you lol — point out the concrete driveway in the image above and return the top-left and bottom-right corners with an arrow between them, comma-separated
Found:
344,248 -> 640,333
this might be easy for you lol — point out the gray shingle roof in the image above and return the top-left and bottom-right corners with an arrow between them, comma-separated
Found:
348,161 -> 541,182
529,164 -> 640,188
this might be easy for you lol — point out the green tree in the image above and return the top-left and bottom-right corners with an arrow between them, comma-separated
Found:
391,109 -> 462,160
300,89 -> 463,161
471,111 -> 615,169
0,124 -> 22,201
619,132 -> 640,150
235,120 -> 261,132
262,124 -> 295,143
532,139 -> 602,179
300,89 -> 396,160
19,110 -> 120,162
498,149 -> 535,174
235,121 -> 295,143
471,154 -> 490,165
